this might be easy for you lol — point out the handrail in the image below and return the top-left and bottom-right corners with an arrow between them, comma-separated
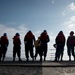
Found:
4,49 -> 73,61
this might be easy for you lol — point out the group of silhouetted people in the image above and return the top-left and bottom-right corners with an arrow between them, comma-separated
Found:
0,30 -> 75,61
54,31 -> 75,61
24,30 -> 50,61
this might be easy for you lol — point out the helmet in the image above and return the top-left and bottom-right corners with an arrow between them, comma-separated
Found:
70,31 -> 74,35
15,33 -> 20,36
3,33 -> 7,36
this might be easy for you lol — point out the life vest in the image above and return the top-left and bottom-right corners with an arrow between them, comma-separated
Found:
40,33 -> 49,44
26,32 -> 34,41
1,36 -> 8,45
13,36 -> 21,45
68,36 -> 75,45
57,33 -> 65,43
40,33 -> 48,42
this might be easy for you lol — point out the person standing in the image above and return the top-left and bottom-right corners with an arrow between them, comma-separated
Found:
67,31 -> 75,61
55,31 -> 65,61
13,33 -> 22,61
34,36 -> 41,61
0,33 -> 9,61
40,30 -> 50,61
24,31 -> 35,61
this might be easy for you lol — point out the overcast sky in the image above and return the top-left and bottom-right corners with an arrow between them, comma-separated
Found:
0,0 -> 75,59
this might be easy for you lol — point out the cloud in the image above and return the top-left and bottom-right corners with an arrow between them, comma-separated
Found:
64,16 -> 75,29
51,0 -> 55,4
67,2 -> 75,11
62,12 -> 66,16
62,2 -> 75,16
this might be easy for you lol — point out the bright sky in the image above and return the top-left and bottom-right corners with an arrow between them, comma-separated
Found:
0,0 -> 75,59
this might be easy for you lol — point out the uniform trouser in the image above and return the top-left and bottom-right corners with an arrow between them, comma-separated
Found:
67,45 -> 75,58
55,45 -> 64,60
13,45 -> 21,59
41,44 -> 47,58
25,45 -> 34,59
1,45 -> 7,60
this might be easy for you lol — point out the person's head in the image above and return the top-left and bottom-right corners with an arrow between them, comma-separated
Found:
43,30 -> 47,33
3,33 -> 7,36
58,31 -> 63,35
43,30 -> 47,35
27,30 -> 33,35
70,31 -> 74,36
15,33 -> 20,36
38,36 -> 40,39
59,31 -> 63,34
28,30 -> 31,32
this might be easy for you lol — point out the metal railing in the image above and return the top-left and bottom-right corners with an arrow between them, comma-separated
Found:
4,49 -> 74,61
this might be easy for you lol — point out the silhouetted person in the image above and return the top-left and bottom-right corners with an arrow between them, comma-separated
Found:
40,30 -> 50,61
0,33 -> 9,61
67,31 -> 75,61
24,31 -> 35,61
13,33 -> 22,61
35,37 -> 41,61
55,31 -> 65,61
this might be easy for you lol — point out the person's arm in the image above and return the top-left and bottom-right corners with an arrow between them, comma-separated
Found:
24,36 -> 27,44
47,35 -> 50,43
7,39 -> 9,46
67,37 -> 69,47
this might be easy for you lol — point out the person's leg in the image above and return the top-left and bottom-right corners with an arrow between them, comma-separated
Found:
13,46 -> 16,61
39,45 -> 43,61
60,47 -> 64,61
35,48 -> 38,60
17,47 -> 22,61
2,45 -> 7,61
67,46 -> 71,61
0,46 -> 3,61
43,44 -> 47,61
71,46 -> 75,61
25,45 -> 29,61
30,46 -> 34,61
55,46 -> 59,61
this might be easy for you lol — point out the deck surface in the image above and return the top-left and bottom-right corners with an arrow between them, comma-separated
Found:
0,61 -> 75,67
